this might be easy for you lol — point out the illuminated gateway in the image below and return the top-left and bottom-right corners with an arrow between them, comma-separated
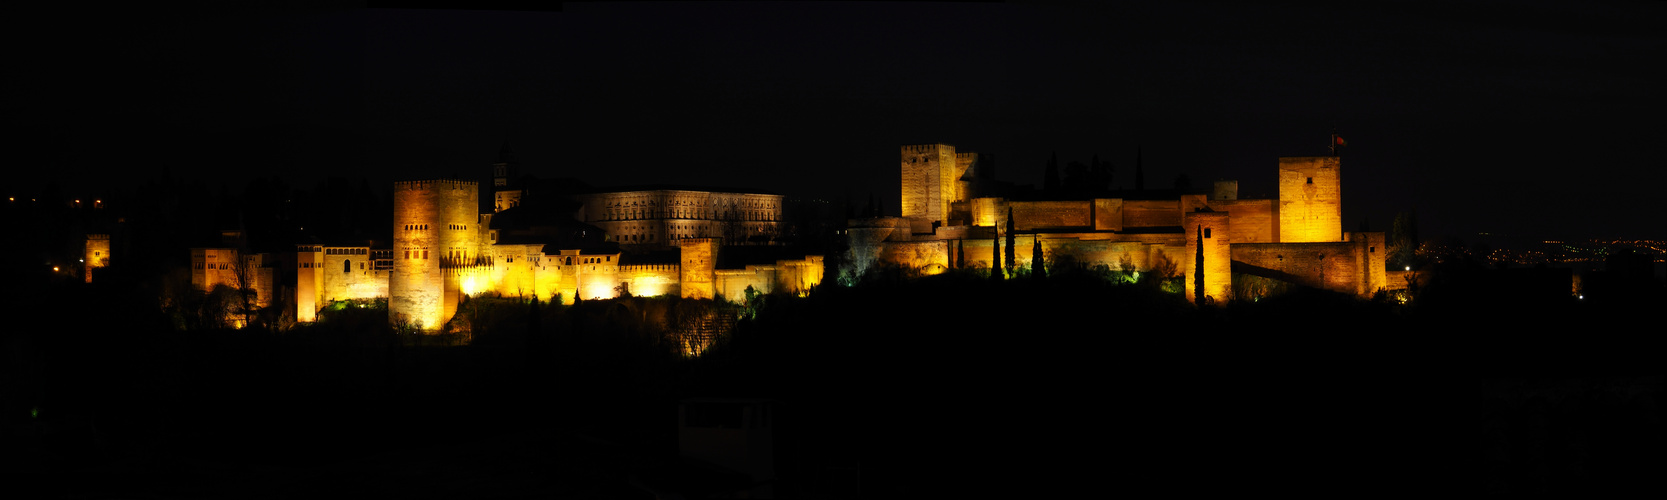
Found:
851,144 -> 1388,303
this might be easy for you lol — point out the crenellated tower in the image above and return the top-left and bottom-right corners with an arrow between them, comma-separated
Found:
391,179 -> 481,330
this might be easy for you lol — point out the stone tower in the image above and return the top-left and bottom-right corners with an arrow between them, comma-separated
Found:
900,144 -> 963,226
681,237 -> 721,300
391,179 -> 480,330
1183,210 -> 1232,305
1278,156 -> 1343,243
84,234 -> 109,283
493,142 -> 523,213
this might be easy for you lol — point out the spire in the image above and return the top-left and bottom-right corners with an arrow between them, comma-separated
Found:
498,140 -> 518,165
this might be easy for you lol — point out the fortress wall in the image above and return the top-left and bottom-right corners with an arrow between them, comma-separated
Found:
532,252 -> 562,302
1039,238 -> 1163,271
620,264 -> 681,297
1278,156 -> 1343,242
1206,199 -> 1277,243
773,256 -> 824,296
320,247 -> 383,304
1232,242 -> 1363,295
577,259 -> 620,301
391,181 -> 444,330
971,197 -> 1004,227
1094,199 -> 1123,231
1346,231 -> 1388,295
716,266 -> 775,303
1184,211 -> 1233,304
878,239 -> 950,272
1122,200 -> 1182,228
1010,201 -> 1093,231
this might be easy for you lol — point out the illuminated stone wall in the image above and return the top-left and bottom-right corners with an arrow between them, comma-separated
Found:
620,264 -> 681,298
1094,199 -> 1123,231
1183,211 -> 1232,304
84,234 -> 109,283
716,267 -> 773,302
1010,201 -> 1093,231
774,256 -> 824,296
681,238 -> 720,300
1278,156 -> 1342,243
1122,200 -> 1183,228
971,197 -> 1003,227
878,240 -> 951,274
1231,241 -> 1367,295
1347,231 -> 1388,296
1203,199 -> 1277,243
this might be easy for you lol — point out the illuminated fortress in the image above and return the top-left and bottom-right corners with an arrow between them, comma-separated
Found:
280,154 -> 822,330
857,144 -> 1387,303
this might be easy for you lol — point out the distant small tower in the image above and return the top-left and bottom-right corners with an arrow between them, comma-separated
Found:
84,234 -> 110,283
493,142 -> 524,212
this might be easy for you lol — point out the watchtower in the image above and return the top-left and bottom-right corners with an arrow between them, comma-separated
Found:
391,179 -> 480,330
1278,157 -> 1342,243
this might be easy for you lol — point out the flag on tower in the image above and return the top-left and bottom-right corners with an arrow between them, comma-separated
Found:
1335,135 -> 1348,146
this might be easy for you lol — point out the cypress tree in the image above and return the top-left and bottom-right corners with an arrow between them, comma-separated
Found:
991,235 -> 1002,281
1032,235 -> 1045,280
1195,224 -> 1206,305
1005,207 -> 1016,276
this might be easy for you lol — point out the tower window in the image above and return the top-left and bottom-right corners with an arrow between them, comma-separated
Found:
1204,228 -> 1212,238
1306,177 -> 1313,184
344,259 -> 351,273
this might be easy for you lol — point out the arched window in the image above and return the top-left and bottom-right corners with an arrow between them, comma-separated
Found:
343,259 -> 351,273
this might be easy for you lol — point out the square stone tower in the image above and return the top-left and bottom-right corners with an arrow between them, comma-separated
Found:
1278,157 -> 1343,243
900,144 -> 961,226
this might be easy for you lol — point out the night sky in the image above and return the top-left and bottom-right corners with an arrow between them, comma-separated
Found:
11,2 -> 1664,242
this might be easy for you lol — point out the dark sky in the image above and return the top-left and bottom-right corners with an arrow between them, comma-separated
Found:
10,1 -> 1664,242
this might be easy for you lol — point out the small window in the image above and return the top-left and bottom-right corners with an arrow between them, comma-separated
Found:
343,259 -> 351,273
1204,228 -> 1212,238
1306,177 -> 1313,184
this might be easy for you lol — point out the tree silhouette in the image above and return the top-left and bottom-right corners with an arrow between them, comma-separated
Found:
991,234 -> 1002,281
1032,235 -> 1045,280
1004,207 -> 1016,277
1194,224 -> 1206,305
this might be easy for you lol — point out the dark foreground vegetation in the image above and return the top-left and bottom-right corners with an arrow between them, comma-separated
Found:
3,263 -> 1663,497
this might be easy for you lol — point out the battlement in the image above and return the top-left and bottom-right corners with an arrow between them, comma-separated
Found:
394,179 -> 478,190
620,264 -> 680,273
902,144 -> 953,154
